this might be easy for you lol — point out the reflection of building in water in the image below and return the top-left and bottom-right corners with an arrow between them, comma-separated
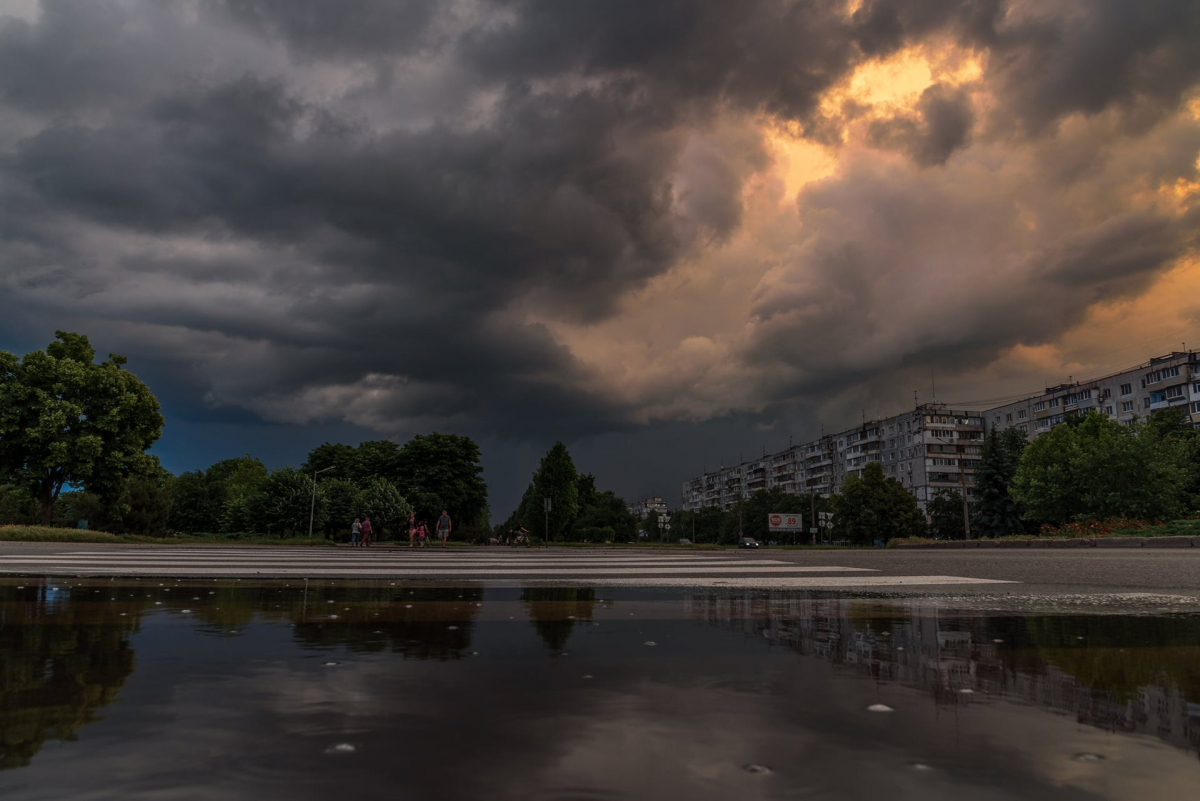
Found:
686,593 -> 1200,756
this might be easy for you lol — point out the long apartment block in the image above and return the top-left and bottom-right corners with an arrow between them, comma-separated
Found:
681,350 -> 1200,514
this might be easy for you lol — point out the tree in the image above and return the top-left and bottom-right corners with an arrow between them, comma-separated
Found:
971,428 -> 1027,538
672,506 -> 729,544
1011,410 -> 1193,524
317,478 -> 363,539
359,477 -> 413,541
248,467 -> 320,537
572,490 -> 637,542
393,434 -> 488,528
0,484 -> 39,525
168,471 -> 224,534
736,488 -> 810,544
833,462 -> 926,544
927,489 -> 966,540
302,442 -> 361,481
0,332 -> 164,524
521,442 -> 579,542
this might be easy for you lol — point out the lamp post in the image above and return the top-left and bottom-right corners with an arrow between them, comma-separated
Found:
308,466 -> 334,539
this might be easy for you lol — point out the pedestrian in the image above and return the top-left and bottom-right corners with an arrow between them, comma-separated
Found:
407,512 -> 417,548
351,517 -> 362,547
436,509 -> 452,546
417,522 -> 428,547
361,517 -> 373,547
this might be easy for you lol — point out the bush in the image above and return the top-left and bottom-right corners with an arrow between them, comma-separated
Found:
575,526 -> 616,542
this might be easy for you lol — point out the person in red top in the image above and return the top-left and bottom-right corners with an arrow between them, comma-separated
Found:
360,517 -> 373,547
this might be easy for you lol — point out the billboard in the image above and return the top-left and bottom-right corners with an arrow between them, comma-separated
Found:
768,513 -> 804,532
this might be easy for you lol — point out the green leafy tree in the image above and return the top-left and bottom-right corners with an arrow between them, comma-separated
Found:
112,470 -> 174,535
1011,411 -> 1193,524
735,488 -> 811,544
927,488 -> 966,540
248,467 -> 321,537
0,484 -> 39,525
572,490 -> 637,541
521,442 -> 579,542
672,506 -> 730,544
833,462 -> 926,544
971,428 -> 1027,538
0,332 -> 164,524
167,470 -> 225,534
394,434 -> 488,528
318,478 -> 363,539
302,442 -> 361,481
359,477 -> 413,541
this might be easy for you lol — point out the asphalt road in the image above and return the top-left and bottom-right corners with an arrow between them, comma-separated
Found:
2,542 -> 1199,607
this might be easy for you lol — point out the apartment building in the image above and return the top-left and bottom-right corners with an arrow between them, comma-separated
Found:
984,351 -> 1200,439
681,404 -> 984,514
626,496 -> 669,520
681,348 -> 1200,516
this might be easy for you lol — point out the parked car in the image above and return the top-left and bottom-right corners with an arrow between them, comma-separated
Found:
738,537 -> 760,549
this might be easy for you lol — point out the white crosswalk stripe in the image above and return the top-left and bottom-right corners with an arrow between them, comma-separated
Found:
0,546 -> 1015,588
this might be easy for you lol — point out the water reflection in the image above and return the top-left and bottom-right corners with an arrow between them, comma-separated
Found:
520,587 -> 597,654
1,579 -> 1199,800
0,583 -> 150,769
690,593 -> 1200,756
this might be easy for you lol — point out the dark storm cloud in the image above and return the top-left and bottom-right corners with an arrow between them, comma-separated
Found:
210,0 -> 438,58
0,0 -> 1199,507
867,83 -> 973,166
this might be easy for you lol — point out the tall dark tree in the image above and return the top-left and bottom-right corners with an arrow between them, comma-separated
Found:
927,488 -> 966,540
521,442 -> 580,542
573,490 -> 637,542
971,428 -> 1026,537
0,332 -> 164,524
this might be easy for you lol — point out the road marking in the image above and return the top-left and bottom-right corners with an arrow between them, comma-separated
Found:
0,565 -> 877,576
576,576 -> 1017,588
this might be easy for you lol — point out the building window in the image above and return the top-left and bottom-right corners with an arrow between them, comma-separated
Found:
1122,401 -> 1134,412
1144,397 -> 1151,408
1005,413 -> 1013,423
1166,385 -> 1185,400
1019,423 -> 1028,432
1193,383 -> 1200,394
1193,402 -> 1200,414
1163,366 -> 1180,379
1049,397 -> 1060,408
1018,409 -> 1027,419
1120,383 -> 1132,395
1034,401 -> 1046,412
1104,406 -> 1113,415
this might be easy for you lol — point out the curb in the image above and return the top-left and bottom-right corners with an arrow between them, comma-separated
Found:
895,536 -> 1196,549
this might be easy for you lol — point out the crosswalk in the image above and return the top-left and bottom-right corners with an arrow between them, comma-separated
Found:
0,546 -> 1014,588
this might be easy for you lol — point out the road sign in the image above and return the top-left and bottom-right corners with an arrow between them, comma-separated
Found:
665,523 -> 671,530
768,513 -> 804,532
809,527 -> 818,534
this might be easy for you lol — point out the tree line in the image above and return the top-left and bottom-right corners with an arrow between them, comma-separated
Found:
0,333 -> 489,539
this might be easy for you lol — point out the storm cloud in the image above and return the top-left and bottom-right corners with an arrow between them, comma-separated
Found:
1,0 -> 1198,509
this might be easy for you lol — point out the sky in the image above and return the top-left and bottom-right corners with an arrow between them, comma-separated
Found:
1,0 -> 1199,518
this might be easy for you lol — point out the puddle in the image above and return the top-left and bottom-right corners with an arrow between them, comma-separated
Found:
1,579 -> 1198,799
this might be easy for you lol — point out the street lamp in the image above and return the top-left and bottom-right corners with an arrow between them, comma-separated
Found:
308,466 -> 334,539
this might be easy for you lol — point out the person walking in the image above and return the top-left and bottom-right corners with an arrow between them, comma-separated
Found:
351,518 -> 362,547
417,522 -> 428,547
407,512 -> 417,548
361,517 -> 373,547
436,510 -> 452,546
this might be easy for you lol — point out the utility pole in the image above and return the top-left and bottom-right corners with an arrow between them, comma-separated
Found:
958,461 -> 971,540
308,466 -> 334,539
544,497 -> 551,543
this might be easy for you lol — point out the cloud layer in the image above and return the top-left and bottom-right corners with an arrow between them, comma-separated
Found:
1,0 -> 1199,500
